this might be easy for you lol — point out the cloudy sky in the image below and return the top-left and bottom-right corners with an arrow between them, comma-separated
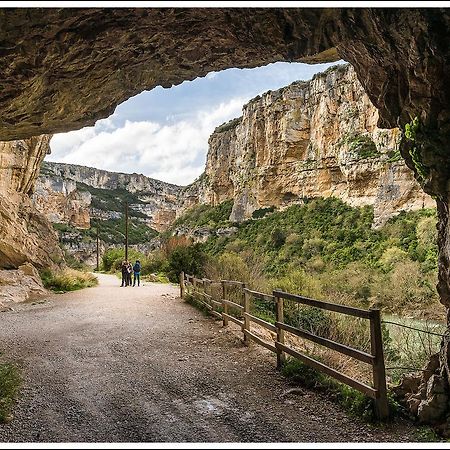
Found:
48,61 -> 344,186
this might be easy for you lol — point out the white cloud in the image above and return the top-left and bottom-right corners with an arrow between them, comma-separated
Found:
49,97 -> 244,185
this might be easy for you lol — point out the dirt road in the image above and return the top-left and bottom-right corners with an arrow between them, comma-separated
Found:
0,273 -> 418,442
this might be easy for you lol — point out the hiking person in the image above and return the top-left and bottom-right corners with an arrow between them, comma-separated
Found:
126,261 -> 133,287
133,259 -> 141,287
120,261 -> 128,287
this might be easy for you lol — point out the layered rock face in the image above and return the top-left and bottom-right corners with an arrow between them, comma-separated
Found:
33,175 -> 91,229
195,65 -> 434,226
0,136 -> 63,269
35,161 -> 184,232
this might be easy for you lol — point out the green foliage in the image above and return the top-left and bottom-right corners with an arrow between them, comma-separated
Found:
76,182 -> 147,218
102,248 -> 127,272
55,219 -> 158,246
386,149 -> 402,163
172,200 -> 234,229
0,361 -> 21,423
166,243 -> 206,282
340,133 -> 380,159
270,227 -> 286,249
252,206 -> 276,219
193,197 -> 439,315
415,426 -> 443,442
40,268 -> 98,292
404,116 -> 430,182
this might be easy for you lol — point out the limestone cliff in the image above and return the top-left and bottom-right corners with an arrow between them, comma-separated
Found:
192,64 -> 434,227
0,136 -> 63,269
35,162 -> 184,233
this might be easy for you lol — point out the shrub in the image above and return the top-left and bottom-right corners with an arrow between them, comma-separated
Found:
166,243 -> 206,282
271,269 -> 322,299
204,251 -> 268,291
102,248 -> 126,272
416,216 -> 438,271
145,251 -> 169,274
379,247 -> 410,272
373,260 -> 438,311
40,268 -> 98,292
270,227 -> 286,249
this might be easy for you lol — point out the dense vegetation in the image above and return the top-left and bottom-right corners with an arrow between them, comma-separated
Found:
191,198 -> 439,316
104,196 -> 440,318
170,199 -> 234,230
77,182 -> 148,218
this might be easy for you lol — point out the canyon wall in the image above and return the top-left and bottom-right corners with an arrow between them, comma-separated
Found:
34,162 -> 184,232
35,65 -> 434,245
0,136 -> 63,269
192,64 -> 434,227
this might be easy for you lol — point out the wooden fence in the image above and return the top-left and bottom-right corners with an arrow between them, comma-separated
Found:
180,271 -> 389,420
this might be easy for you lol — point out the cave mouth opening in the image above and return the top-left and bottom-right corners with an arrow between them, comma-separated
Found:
46,60 -> 346,187
34,54 -> 445,405
1,6 -> 449,426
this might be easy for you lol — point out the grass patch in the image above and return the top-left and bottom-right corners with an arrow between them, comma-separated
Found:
214,117 -> 241,134
0,361 -> 21,423
40,268 -> 98,292
415,426 -> 444,442
281,357 -> 402,422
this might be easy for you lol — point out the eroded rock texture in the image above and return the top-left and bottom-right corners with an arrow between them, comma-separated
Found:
35,161 -> 183,232
0,263 -> 47,308
0,9 -> 446,142
194,64 -> 434,225
0,136 -> 63,269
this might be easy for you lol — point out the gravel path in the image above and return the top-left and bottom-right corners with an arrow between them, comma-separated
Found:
0,273 -> 418,443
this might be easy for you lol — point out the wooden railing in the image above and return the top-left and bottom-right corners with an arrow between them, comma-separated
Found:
180,271 -> 389,420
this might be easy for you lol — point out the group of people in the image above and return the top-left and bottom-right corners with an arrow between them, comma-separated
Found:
121,260 -> 141,287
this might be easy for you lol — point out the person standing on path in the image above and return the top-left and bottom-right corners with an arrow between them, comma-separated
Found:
120,261 -> 128,287
133,260 -> 141,287
126,261 -> 133,287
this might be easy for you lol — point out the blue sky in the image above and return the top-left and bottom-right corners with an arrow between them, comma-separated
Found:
49,60 -> 344,185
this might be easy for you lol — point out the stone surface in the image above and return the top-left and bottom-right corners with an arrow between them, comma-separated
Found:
0,9 -> 448,145
395,352 -> 450,424
0,136 -> 64,269
0,264 -> 47,306
190,64 -> 434,225
35,161 -> 183,232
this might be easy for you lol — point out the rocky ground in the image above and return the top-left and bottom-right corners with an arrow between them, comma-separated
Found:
0,274 -> 421,443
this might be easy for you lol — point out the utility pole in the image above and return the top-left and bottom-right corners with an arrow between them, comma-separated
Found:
125,201 -> 129,262
96,221 -> 100,272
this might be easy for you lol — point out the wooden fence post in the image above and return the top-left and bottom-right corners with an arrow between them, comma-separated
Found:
180,271 -> 185,299
369,308 -> 389,421
243,289 -> 250,345
274,290 -> 286,369
222,281 -> 228,327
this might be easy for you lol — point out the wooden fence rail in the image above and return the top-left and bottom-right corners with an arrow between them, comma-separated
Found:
180,271 -> 389,420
